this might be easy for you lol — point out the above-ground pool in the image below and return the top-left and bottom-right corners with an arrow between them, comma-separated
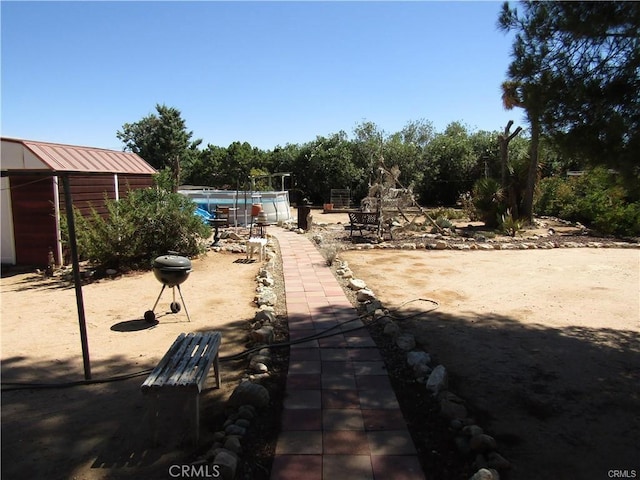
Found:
179,188 -> 293,226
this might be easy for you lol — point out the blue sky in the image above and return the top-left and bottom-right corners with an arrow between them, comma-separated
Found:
1,1 -> 524,151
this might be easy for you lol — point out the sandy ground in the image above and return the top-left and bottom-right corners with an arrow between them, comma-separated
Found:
337,242 -> 640,479
2,209 -> 639,480
1,248 -> 262,480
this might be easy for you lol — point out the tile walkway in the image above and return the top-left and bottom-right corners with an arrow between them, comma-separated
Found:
269,228 -> 426,480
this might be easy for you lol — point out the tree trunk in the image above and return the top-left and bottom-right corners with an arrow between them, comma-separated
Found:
499,121 -> 523,218
521,118 -> 540,222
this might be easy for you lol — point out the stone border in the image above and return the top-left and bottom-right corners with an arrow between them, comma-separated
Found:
191,236 -> 283,480
334,261 -> 509,480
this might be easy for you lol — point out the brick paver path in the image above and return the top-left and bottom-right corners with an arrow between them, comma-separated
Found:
269,228 -> 426,480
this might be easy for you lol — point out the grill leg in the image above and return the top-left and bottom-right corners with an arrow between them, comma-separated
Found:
176,285 -> 191,322
151,285 -> 167,312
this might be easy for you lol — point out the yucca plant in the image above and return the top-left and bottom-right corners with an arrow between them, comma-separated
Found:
499,209 -> 525,237
472,178 -> 507,228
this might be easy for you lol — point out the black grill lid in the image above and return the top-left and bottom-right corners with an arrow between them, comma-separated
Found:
153,254 -> 191,270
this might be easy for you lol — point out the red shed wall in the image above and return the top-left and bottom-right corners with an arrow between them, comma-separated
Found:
10,176 -> 57,267
118,174 -> 154,197
8,173 -> 153,267
57,175 -> 117,218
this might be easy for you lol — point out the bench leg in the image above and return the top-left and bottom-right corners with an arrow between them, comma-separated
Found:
193,393 -> 200,445
213,353 -> 221,389
146,394 -> 160,446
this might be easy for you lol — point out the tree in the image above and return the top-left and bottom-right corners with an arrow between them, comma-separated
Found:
423,122 -> 477,205
117,104 -> 201,192
499,1 -> 640,218
498,120 -> 523,215
294,132 -> 358,204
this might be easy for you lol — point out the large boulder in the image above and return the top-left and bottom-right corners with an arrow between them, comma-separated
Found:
228,381 -> 270,409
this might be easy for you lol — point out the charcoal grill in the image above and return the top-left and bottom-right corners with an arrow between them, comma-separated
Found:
144,254 -> 192,323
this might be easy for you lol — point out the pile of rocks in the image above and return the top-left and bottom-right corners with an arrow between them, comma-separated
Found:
192,238 -> 284,479
194,381 -> 271,480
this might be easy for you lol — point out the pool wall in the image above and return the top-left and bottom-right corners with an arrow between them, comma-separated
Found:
178,189 -> 293,226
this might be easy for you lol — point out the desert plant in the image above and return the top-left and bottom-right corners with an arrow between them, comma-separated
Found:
472,178 -> 507,227
499,209 -> 525,237
61,187 -> 211,271
535,168 -> 640,236
435,215 -> 454,229
319,242 -> 341,266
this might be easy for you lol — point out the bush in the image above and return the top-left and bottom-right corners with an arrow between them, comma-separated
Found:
62,187 -> 211,271
535,168 -> 640,237
471,178 -> 506,227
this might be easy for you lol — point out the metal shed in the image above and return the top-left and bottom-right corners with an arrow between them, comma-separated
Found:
1,137 -> 156,267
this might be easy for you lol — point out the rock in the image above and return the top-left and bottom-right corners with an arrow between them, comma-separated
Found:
435,240 -> 448,250
223,436 -> 242,454
214,450 -> 238,480
235,418 -> 251,429
249,354 -> 271,367
470,433 -> 497,452
407,351 -> 431,367
341,269 -> 354,278
255,288 -> 277,306
348,278 -> 367,290
400,243 -> 417,250
237,405 -> 256,420
254,310 -> 276,324
463,425 -> 484,437
440,397 -> 468,420
224,424 -> 246,436
486,452 -> 511,470
377,315 -> 394,326
260,276 -> 275,287
251,362 -> 268,373
395,333 -> 416,351
426,365 -> 448,395
469,468 -> 500,480
356,288 -> 376,302
228,381 -> 270,409
383,321 -> 400,337
250,326 -> 274,344
106,268 -> 117,276
413,363 -> 432,378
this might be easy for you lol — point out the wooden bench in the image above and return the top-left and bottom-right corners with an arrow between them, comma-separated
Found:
347,211 -> 381,238
141,331 -> 222,444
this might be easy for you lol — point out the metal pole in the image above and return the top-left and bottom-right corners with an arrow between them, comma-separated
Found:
62,175 -> 92,380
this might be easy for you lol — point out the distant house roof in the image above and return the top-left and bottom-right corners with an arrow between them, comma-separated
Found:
1,137 -> 156,175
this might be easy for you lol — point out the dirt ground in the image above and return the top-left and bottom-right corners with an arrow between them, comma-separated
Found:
1,246 -> 264,480
313,210 -> 639,480
2,210 -> 639,480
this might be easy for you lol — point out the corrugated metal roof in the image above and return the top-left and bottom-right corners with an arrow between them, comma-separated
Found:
2,137 -> 156,175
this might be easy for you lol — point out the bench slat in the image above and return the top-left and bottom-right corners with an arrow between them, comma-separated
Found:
141,332 -> 221,392
141,332 -> 188,388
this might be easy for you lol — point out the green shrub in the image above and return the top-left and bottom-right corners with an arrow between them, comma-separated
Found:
499,209 -> 525,237
471,178 -> 506,227
535,168 -> 640,237
427,207 -> 466,221
62,187 -> 211,271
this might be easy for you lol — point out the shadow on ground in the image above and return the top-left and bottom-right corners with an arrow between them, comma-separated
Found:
360,300 -> 640,480
1,321 -> 252,480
